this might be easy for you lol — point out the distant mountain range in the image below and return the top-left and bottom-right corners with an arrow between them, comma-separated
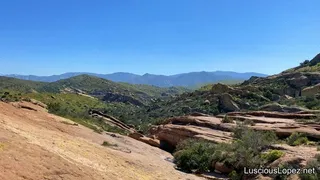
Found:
5,71 -> 268,87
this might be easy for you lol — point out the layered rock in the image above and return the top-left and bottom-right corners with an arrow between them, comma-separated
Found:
301,83 -> 320,96
227,111 -> 317,119
259,103 -> 307,113
89,109 -> 135,132
150,113 -> 320,148
128,132 -> 160,147
286,73 -> 309,88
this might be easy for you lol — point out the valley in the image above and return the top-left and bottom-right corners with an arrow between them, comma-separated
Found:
1,53 -> 320,179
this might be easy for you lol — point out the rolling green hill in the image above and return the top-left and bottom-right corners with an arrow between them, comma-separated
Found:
1,75 -> 189,106
38,75 -> 189,105
0,76 -> 46,92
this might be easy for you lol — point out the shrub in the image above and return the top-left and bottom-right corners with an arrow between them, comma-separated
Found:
212,126 -> 277,171
232,123 -> 248,139
173,139 -> 216,172
243,119 -> 255,126
222,115 -> 233,123
273,163 -> 297,180
263,90 -> 273,100
102,141 -> 118,147
173,125 -> 278,176
47,102 -> 62,114
287,132 -> 309,146
261,150 -> 285,163
229,170 -> 242,180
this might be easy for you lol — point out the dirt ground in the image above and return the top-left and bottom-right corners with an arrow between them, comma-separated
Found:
0,101 -> 203,180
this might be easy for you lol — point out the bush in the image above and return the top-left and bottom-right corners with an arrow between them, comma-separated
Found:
243,119 -> 255,126
263,90 -> 273,100
47,102 -> 62,114
173,125 -> 279,177
222,115 -> 233,123
173,139 -> 216,172
102,141 -> 118,147
261,150 -> 285,163
287,132 -> 309,146
212,127 -> 278,171
232,123 -> 248,139
229,170 -> 242,180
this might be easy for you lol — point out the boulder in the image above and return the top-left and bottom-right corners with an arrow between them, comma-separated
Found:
287,75 -> 309,88
214,162 -> 233,174
306,72 -> 320,85
204,100 -> 210,105
30,99 -> 48,109
219,93 -> 240,112
211,83 -> 234,94
284,95 -> 293,100
301,83 -> 320,96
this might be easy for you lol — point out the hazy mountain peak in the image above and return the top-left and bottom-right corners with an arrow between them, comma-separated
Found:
5,71 -> 268,87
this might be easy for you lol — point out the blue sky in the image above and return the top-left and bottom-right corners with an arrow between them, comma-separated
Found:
0,0 -> 319,76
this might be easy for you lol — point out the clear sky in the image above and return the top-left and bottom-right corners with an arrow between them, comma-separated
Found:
0,0 -> 319,76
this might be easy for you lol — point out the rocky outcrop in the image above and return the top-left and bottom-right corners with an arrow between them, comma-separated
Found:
309,53 -> 320,66
286,74 -> 309,88
12,103 -> 38,111
227,111 -> 317,119
219,93 -> 240,112
301,83 -> 320,96
214,162 -> 234,174
150,113 -> 320,148
30,99 -> 48,109
89,110 -> 162,147
128,132 -> 160,147
211,83 -> 234,94
259,103 -> 307,113
268,144 -> 318,169
89,109 -> 135,132
150,123 -> 233,148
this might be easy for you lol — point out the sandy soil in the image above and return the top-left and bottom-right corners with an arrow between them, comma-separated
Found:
0,101 -> 203,180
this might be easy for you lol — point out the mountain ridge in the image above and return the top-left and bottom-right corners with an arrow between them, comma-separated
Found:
5,71 -> 268,87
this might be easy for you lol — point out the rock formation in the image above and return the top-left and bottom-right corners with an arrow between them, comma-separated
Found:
219,93 -> 240,112
150,112 -> 320,153
301,83 -> 320,96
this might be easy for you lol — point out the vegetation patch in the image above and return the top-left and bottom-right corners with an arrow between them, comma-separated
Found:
173,139 -> 216,173
60,121 -> 78,126
286,132 -> 309,146
102,141 -> 118,147
221,115 -> 233,123
173,125 -> 278,178
299,154 -> 320,180
243,119 -> 255,126
0,91 -> 22,102
0,143 -> 5,151
261,150 -> 285,163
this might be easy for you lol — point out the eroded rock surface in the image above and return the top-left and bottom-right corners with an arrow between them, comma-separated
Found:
0,101 -> 202,180
150,113 -> 320,167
